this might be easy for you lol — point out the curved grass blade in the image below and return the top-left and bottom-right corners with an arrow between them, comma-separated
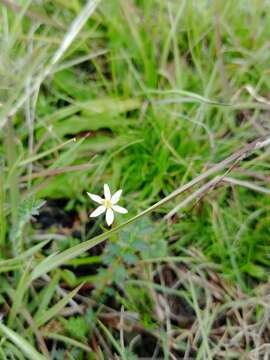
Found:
35,284 -> 83,327
0,322 -> 46,360
145,89 -> 232,106
0,240 -> 50,270
42,332 -> 92,353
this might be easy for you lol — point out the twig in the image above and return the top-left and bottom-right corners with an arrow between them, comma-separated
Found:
166,155 -> 243,218
165,177 -> 220,219
234,169 -> 270,183
20,163 -> 95,181
165,136 -> 270,218
222,177 -> 270,195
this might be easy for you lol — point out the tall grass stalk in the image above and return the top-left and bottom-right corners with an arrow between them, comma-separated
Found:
0,161 -> 6,248
4,118 -> 20,255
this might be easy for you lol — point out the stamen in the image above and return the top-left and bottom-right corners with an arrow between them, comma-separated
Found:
102,199 -> 112,209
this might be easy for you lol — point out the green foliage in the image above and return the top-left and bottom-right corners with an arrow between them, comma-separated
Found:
1,0 -> 270,358
99,218 -> 167,286
63,316 -> 89,340
10,197 -> 45,255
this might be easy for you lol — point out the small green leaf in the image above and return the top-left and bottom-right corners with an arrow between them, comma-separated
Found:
64,316 -> 89,340
61,269 -> 77,286
122,252 -> 138,265
242,263 -> 267,280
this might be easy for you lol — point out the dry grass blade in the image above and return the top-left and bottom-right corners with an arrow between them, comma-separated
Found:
0,0 -> 101,128
20,163 -> 95,181
0,0 -> 63,27
223,176 -> 270,195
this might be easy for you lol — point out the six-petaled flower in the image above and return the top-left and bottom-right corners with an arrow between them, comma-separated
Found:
87,184 -> 128,226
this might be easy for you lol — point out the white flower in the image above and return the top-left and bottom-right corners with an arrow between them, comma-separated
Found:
87,184 -> 128,226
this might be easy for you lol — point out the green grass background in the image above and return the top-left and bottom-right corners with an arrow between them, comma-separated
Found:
0,0 -> 270,358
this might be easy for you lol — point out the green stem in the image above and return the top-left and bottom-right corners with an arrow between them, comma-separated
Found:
5,118 -> 20,255
0,162 -> 7,250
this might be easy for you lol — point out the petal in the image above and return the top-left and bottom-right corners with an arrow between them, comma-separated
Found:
111,189 -> 122,204
104,184 -> 111,200
89,206 -> 106,217
87,192 -> 103,204
106,208 -> 114,226
112,205 -> 128,214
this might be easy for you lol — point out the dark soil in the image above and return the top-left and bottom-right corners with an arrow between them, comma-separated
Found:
31,200 -> 201,358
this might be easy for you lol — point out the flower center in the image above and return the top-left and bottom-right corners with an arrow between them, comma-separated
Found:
102,199 -> 112,209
